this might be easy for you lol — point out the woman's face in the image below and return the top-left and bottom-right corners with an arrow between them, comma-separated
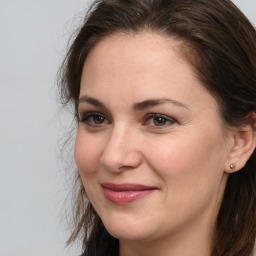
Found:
75,32 -> 231,245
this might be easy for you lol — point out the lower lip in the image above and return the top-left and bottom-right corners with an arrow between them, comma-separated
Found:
103,187 -> 156,205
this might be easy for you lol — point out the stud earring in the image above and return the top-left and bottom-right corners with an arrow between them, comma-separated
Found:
230,163 -> 236,171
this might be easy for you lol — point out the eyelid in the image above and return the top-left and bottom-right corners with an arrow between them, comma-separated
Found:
143,113 -> 177,128
79,111 -> 111,125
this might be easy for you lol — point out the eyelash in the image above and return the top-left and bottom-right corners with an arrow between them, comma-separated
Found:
79,112 -> 176,129
79,112 -> 111,127
142,113 -> 176,128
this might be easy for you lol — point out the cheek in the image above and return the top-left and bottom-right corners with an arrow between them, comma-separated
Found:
144,133 -> 228,220
144,131 -> 227,188
74,131 -> 105,207
74,130 -> 102,176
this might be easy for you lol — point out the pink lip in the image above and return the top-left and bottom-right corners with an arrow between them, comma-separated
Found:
102,183 -> 157,205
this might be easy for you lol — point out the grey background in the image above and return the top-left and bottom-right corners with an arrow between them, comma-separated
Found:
0,0 -> 255,255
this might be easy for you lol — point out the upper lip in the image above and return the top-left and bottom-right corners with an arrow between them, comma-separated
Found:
102,183 -> 157,191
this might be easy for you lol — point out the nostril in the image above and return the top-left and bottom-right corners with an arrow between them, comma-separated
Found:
100,149 -> 142,173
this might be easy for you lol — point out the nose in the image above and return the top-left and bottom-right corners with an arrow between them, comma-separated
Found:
100,125 -> 143,173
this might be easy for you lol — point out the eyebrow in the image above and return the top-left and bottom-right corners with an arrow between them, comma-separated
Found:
78,95 -> 107,109
78,95 -> 189,111
133,98 -> 189,111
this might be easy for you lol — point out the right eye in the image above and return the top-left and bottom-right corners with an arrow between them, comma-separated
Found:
79,112 -> 110,127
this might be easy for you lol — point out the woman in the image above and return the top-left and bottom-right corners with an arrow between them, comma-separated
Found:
58,0 -> 256,255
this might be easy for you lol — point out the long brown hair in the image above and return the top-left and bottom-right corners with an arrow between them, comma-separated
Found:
58,0 -> 256,255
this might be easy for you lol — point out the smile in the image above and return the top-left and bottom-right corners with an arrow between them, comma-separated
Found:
102,183 -> 157,205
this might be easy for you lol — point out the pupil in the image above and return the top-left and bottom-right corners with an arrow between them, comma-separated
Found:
154,117 -> 166,126
94,115 -> 104,124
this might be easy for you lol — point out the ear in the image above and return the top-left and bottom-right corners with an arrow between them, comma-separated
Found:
224,113 -> 256,173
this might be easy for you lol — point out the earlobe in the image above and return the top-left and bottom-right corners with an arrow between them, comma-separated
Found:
229,163 -> 236,171
225,120 -> 256,173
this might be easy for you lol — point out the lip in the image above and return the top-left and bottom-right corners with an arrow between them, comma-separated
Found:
102,183 -> 157,205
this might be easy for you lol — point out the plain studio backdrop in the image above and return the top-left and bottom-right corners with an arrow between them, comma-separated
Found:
0,0 -> 255,255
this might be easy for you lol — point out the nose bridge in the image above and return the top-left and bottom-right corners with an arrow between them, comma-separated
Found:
110,123 -> 128,149
100,122 -> 141,171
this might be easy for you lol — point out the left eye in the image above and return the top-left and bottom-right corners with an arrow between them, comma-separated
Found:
143,114 -> 176,127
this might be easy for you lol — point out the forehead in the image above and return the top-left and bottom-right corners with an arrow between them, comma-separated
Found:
83,32 -> 189,69
81,32 -> 200,95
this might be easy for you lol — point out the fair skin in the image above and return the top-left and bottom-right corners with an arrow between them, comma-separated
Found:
75,32 -> 255,256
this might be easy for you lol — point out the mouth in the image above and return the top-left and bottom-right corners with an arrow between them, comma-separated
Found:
102,183 -> 157,205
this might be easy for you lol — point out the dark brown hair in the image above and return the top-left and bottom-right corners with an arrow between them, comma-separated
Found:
58,0 -> 256,255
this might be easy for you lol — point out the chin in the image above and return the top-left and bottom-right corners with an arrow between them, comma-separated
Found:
101,214 -> 155,241
107,226 -> 149,241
